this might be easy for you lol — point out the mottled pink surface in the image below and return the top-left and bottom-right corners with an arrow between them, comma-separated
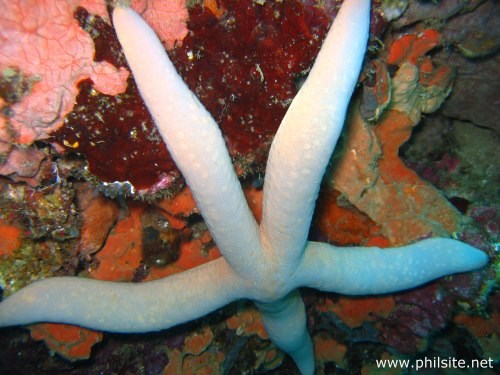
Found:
0,145 -> 46,183
131,0 -> 188,50
79,0 -> 110,22
0,0 -> 129,146
0,0 -> 189,184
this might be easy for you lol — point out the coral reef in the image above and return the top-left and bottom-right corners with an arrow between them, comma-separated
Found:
0,0 -> 129,183
29,323 -> 103,362
0,0 -> 497,373
53,0 -> 385,198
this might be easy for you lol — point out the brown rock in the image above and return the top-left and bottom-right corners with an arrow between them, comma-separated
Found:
77,185 -> 120,257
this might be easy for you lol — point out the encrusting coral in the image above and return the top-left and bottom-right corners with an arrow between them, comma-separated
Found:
0,1 -> 489,373
0,0 -> 129,161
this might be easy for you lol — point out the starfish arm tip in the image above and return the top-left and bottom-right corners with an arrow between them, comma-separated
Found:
298,238 -> 488,295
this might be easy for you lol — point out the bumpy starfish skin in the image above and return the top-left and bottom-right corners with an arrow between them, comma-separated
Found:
0,1 -> 488,373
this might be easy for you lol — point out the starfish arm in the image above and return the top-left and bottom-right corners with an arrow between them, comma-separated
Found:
260,0 -> 371,269
295,239 -> 488,295
0,258 -> 246,332
112,7 -> 263,277
256,290 -> 314,375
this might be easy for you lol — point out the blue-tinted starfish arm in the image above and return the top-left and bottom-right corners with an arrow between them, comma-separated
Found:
256,290 -> 314,375
0,258 -> 246,332
296,238 -> 488,295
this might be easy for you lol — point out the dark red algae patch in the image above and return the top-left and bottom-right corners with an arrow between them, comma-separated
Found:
51,7 -> 178,196
168,0 -> 331,156
52,1 -> 384,198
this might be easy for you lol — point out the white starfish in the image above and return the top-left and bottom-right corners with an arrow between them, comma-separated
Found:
0,1 -> 488,373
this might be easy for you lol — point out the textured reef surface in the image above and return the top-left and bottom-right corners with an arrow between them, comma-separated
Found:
0,0 -> 498,373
